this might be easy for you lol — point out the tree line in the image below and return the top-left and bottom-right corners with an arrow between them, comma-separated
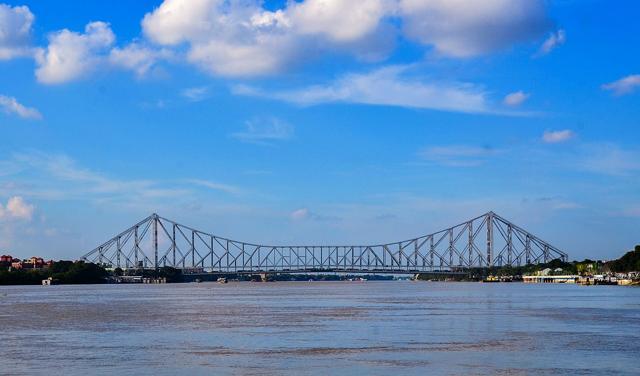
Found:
0,261 -> 108,285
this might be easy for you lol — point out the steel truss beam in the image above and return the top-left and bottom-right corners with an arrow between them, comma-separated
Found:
81,212 -> 568,272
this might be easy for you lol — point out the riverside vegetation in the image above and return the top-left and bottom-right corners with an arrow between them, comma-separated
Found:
1,245 -> 639,285
0,260 -> 108,285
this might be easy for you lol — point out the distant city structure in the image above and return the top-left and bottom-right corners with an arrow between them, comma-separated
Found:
81,211 -> 568,273
0,255 -> 53,270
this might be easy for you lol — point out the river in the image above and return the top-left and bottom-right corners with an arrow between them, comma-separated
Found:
1,281 -> 639,375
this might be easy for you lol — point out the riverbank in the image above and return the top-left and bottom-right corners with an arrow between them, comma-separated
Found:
0,261 -> 108,285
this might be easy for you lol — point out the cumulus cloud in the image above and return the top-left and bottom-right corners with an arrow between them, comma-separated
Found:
419,145 -> 498,167
4,1 -> 554,82
535,29 -> 565,56
287,0 -> 392,43
0,196 -> 34,220
35,21 -> 115,84
142,0 -> 298,76
231,117 -> 294,145
602,74 -> 640,96
0,95 -> 42,119
399,0 -> 550,57
141,0 -> 552,77
141,0 -> 396,77
542,129 -> 575,144
232,65 -> 490,113
503,91 -> 529,106
0,4 -> 35,60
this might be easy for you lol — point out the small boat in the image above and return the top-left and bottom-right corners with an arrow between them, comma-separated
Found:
217,277 -> 228,284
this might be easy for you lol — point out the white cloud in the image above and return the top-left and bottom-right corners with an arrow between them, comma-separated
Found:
0,1 -> 556,83
187,179 -> 240,195
0,196 -> 34,220
35,21 -> 115,84
141,0 -> 551,77
290,208 -> 311,221
181,86 -> 209,102
233,65 -> 490,113
141,0 -> 395,77
602,74 -> 640,96
287,0 -> 391,43
399,0 -> 550,57
231,117 -> 294,145
535,29 -> 565,56
142,0 -> 299,77
0,4 -> 35,60
288,207 -> 339,222
503,91 -> 529,106
542,129 -> 575,144
0,151 -> 246,210
0,95 -> 42,120
524,196 -> 582,211
142,0 -> 219,46
579,143 -> 640,176
419,145 -> 498,167
109,42 -> 171,77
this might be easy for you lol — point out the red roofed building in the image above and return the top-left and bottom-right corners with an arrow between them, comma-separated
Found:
3,256 -> 51,270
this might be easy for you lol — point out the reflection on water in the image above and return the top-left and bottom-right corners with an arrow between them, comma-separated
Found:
1,282 -> 639,375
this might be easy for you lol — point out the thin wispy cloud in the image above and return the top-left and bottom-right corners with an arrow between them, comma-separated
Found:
542,129 -> 575,144
109,42 -> 173,77
0,95 -> 42,120
602,74 -> 640,96
187,179 -> 241,195
290,207 -> 340,222
621,206 -> 640,218
0,151 -> 240,206
231,117 -> 294,145
419,145 -> 499,167
578,143 -> 640,176
233,66 -> 492,114
535,29 -> 566,56
181,86 -> 209,102
522,196 -> 582,211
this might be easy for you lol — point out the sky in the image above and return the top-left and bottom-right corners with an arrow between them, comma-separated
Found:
0,0 -> 639,261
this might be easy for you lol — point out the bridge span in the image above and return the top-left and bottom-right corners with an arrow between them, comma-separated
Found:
81,212 -> 568,273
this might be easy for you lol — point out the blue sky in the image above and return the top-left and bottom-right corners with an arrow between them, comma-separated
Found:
0,0 -> 639,261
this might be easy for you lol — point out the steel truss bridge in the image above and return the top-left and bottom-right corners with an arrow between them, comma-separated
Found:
81,212 -> 568,274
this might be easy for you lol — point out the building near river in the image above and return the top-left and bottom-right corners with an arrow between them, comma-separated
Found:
1,255 -> 20,268
7,256 -> 53,270
523,275 -> 580,283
